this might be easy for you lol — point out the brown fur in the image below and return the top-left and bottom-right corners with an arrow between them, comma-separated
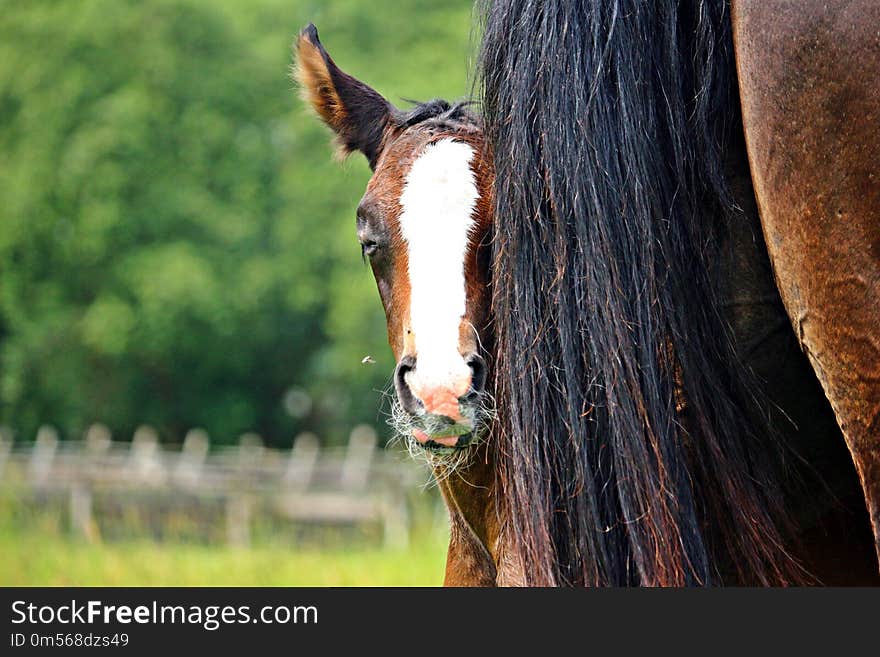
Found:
295,26 -> 501,585
294,25 -> 392,167
295,14 -> 880,585
295,39 -> 345,131
364,130 -> 500,585
294,34 -> 353,162
733,0 -> 880,562
435,442 -> 499,586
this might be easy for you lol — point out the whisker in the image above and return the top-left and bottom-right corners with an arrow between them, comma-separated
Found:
384,394 -> 493,487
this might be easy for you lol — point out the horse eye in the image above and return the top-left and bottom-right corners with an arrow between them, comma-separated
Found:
360,239 -> 379,259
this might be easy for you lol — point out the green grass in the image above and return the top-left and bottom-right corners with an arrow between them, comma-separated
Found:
0,493 -> 450,586
0,475 -> 451,586
0,530 -> 448,586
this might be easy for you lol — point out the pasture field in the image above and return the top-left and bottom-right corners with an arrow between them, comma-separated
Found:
0,528 -> 448,587
0,492 -> 449,586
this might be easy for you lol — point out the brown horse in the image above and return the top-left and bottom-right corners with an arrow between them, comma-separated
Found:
296,25 -> 503,585
295,0 -> 880,586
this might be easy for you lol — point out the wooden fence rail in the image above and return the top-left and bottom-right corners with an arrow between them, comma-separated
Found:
0,423 -> 425,549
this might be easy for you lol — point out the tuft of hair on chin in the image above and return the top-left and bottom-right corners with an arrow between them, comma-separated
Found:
384,396 -> 495,487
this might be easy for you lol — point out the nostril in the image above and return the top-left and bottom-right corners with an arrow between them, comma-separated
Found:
394,355 -> 421,413
396,355 -> 415,379
464,354 -> 487,401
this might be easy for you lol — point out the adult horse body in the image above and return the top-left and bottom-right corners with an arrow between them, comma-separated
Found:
296,0 -> 880,586
481,0 -> 879,586
733,0 -> 880,555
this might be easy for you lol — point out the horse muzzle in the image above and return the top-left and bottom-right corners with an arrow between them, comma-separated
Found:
412,423 -> 475,450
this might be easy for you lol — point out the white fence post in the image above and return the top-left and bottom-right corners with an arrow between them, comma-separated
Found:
69,482 -> 97,543
174,428 -> 209,489
225,433 -> 263,547
29,425 -> 58,486
382,494 -> 410,550
70,423 -> 110,543
226,494 -> 252,548
84,423 -> 112,455
128,425 -> 164,485
0,426 -> 13,482
284,432 -> 319,491
341,424 -> 376,492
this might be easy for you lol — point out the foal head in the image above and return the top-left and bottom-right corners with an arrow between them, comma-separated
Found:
296,25 -> 494,454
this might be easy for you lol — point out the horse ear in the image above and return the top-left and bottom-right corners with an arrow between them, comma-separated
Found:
295,24 -> 393,169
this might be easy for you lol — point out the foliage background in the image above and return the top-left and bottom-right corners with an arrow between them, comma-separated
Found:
0,0 -> 478,447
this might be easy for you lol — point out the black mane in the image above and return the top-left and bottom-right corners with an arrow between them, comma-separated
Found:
479,0 -> 802,585
393,99 -> 480,133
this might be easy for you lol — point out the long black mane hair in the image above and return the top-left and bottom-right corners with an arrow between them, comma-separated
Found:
479,0 -> 802,585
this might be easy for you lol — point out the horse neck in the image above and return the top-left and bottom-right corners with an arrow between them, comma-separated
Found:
434,435 -> 503,583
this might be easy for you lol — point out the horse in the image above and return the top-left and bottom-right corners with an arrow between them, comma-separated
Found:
295,25 -> 501,584
294,0 -> 880,586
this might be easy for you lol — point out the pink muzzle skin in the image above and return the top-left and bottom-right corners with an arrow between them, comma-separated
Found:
412,428 -> 461,448
418,386 -> 467,423
408,377 -> 474,448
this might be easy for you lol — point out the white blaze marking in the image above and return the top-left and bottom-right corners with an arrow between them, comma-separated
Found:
398,138 -> 478,393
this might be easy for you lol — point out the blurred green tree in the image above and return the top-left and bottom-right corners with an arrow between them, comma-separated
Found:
0,0 -> 476,446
